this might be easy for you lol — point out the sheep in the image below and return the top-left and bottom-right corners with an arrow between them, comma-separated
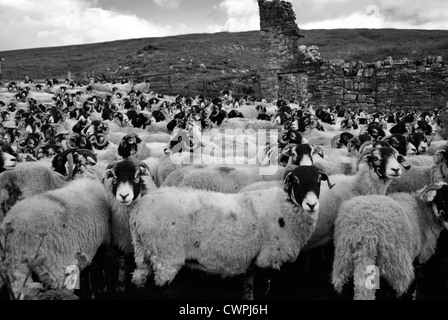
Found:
387,147 -> 448,194
0,177 -> 112,295
0,151 -> 99,222
132,80 -> 151,93
102,160 -> 156,255
303,146 -> 410,251
332,183 -> 448,300
115,133 -> 159,161
127,165 -> 334,290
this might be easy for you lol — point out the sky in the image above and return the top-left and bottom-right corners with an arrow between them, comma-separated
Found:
0,0 -> 447,51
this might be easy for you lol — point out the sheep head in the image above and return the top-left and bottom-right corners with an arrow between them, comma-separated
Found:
118,133 -> 142,159
356,147 -> 410,179
102,160 -> 151,207
283,165 -> 334,214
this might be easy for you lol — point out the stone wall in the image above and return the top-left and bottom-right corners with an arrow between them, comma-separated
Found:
258,0 -> 304,100
257,0 -> 448,112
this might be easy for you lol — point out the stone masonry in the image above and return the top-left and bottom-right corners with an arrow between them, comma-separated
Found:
257,0 -> 448,112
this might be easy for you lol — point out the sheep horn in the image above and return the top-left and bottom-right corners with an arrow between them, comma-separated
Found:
433,148 -> 447,165
278,130 -> 290,146
78,149 -> 98,164
421,184 -> 443,195
93,133 -> 109,148
331,134 -> 341,149
34,142 -> 48,160
358,141 -> 377,155
355,147 -> 375,171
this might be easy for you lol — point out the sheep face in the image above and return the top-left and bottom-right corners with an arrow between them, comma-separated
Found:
385,134 -> 416,156
282,144 -> 323,167
103,160 -> 150,206
118,133 -> 142,158
408,133 -> 428,154
421,184 -> 448,229
284,165 -> 332,214
358,147 -> 407,179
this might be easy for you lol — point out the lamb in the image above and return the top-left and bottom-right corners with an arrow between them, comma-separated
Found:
303,146 -> 410,250
0,177 -> 112,295
332,183 -> 448,300
127,165 -> 333,290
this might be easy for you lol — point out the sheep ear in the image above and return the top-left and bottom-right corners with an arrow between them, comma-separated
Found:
433,149 -> 446,165
102,169 -> 115,183
421,190 -> 437,203
312,145 -> 324,158
397,155 -> 411,170
86,156 -> 97,166
283,172 -> 294,189
320,173 -> 335,189
138,165 -> 150,177
134,134 -> 142,144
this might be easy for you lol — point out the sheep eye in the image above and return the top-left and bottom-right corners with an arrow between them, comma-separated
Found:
372,156 -> 379,162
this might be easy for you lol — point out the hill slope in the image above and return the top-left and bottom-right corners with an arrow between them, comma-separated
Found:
1,29 -> 447,96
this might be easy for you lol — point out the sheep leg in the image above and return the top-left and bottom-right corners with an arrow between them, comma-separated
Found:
88,244 -> 108,298
116,255 -> 126,293
103,246 -> 120,295
131,235 -> 153,288
242,265 -> 254,300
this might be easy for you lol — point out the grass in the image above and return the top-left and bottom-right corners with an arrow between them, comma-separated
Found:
1,29 -> 447,96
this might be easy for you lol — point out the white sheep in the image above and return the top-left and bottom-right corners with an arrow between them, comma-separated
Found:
0,163 -> 68,222
0,153 -> 102,222
127,165 -> 333,290
303,146 -> 409,250
0,177 -> 111,295
387,149 -> 448,194
332,183 -> 448,300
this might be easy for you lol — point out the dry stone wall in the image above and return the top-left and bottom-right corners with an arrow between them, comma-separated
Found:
258,0 -> 448,112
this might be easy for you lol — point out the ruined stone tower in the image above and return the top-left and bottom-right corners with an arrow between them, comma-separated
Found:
258,0 -> 304,102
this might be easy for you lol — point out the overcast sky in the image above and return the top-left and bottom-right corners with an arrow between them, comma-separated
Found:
0,0 -> 447,51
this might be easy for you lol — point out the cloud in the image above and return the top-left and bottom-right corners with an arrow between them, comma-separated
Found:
301,0 -> 448,30
0,0 -> 173,51
207,0 -> 448,32
153,0 -> 180,9
206,0 -> 259,33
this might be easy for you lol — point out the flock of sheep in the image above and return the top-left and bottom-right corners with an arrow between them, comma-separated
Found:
0,77 -> 447,300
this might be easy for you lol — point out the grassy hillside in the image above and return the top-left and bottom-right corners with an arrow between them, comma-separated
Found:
1,29 -> 447,96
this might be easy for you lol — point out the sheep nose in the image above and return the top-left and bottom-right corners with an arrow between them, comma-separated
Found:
120,194 -> 129,200
391,168 -> 400,174
421,147 -> 426,152
307,203 -> 316,210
